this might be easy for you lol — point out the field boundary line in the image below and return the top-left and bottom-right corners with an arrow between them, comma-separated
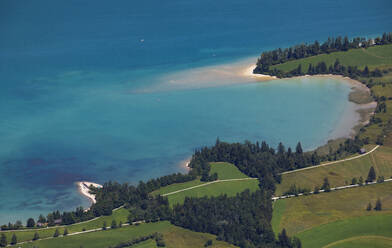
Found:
281,145 -> 380,175
272,178 -> 392,200
1,206 -> 124,233
161,178 -> 258,196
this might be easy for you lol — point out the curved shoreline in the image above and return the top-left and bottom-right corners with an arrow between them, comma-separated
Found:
77,181 -> 103,208
243,64 -> 277,80
248,70 -> 377,140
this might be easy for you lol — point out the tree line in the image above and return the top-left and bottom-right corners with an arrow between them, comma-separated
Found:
254,32 -> 392,74
1,173 -> 195,231
267,58 -> 384,79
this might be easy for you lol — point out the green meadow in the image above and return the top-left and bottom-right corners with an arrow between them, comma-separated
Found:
297,215 -> 392,248
2,207 -> 130,244
275,145 -> 392,196
271,44 -> 392,72
12,221 -> 237,248
152,162 -> 259,206
164,179 -> 259,206
272,182 -> 392,236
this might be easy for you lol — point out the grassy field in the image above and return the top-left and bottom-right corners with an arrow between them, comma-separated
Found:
272,182 -> 392,236
296,215 -> 392,248
163,224 -> 237,248
2,207 -> 130,244
275,145 -> 392,196
271,44 -> 392,72
12,221 -> 170,248
326,236 -> 392,248
152,162 -> 259,206
151,162 -> 247,197
133,239 -> 158,248
12,221 -> 237,248
165,179 -> 259,206
209,162 -> 250,179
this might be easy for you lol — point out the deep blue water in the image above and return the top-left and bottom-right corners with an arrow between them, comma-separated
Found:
0,0 -> 391,224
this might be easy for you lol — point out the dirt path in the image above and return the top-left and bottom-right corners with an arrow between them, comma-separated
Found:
272,178 -> 392,200
281,145 -> 380,175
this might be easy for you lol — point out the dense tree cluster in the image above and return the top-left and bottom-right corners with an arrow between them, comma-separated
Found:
189,140 -> 320,191
171,190 -> 299,248
0,220 -> 22,231
254,33 -> 392,74
90,181 -> 171,223
189,139 -> 363,187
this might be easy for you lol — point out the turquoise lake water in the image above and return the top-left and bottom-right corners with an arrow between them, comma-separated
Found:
0,0 -> 391,223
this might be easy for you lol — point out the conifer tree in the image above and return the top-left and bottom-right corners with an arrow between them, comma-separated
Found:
11,233 -> 17,245
359,176 -> 364,186
322,177 -> 331,192
53,228 -> 59,237
26,218 -> 35,228
0,234 -> 7,247
278,229 -> 290,247
366,202 -> 372,211
375,199 -> 382,211
33,232 -> 39,241
296,142 -> 303,154
366,166 -> 376,183
111,220 -> 117,229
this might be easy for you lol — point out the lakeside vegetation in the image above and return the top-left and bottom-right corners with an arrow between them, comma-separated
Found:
4,33 -> 392,248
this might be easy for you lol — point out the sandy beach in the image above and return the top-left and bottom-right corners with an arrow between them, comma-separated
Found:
243,64 -> 277,80
77,181 -> 103,206
133,60 -> 277,93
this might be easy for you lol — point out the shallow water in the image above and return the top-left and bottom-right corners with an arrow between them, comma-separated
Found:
0,0 -> 391,223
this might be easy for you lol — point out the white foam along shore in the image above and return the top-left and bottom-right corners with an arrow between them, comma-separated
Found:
77,181 -> 103,206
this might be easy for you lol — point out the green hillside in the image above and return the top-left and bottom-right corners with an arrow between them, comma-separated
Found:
152,162 -> 259,206
275,145 -> 392,196
271,44 -> 392,73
